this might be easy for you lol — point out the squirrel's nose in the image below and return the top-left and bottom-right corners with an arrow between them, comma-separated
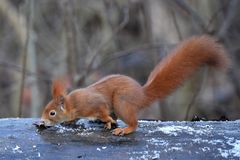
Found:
40,119 -> 54,127
33,120 -> 49,129
39,119 -> 45,124
39,120 -> 45,125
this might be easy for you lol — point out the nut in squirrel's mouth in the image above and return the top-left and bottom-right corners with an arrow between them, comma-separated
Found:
33,120 -> 52,129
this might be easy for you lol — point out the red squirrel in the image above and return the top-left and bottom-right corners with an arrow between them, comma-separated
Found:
40,35 -> 230,135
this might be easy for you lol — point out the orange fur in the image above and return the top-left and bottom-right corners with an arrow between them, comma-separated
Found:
52,80 -> 66,99
143,35 -> 230,103
41,35 -> 230,135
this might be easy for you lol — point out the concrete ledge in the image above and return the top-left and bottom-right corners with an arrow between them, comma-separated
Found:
0,118 -> 240,159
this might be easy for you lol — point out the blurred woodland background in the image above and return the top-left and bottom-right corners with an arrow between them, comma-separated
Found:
0,0 -> 239,121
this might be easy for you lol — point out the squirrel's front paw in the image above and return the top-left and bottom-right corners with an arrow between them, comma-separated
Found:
104,122 -> 112,130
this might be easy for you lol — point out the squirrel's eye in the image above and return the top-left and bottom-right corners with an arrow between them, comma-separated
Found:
49,110 -> 56,117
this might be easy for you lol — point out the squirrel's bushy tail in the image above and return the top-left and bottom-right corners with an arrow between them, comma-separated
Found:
143,35 -> 230,105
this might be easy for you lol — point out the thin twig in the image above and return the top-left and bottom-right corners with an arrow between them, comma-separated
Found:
217,0 -> 239,40
90,43 -> 173,74
205,1 -> 230,31
0,59 -> 50,81
18,51 -> 27,118
76,6 -> 130,86
170,9 -> 183,41
184,68 -> 208,120
172,0 -> 207,32
85,6 -> 130,76
0,0 -> 27,46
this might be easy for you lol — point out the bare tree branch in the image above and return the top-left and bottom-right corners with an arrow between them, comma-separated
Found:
217,0 -> 239,40
19,0 -> 41,118
0,60 -> 50,81
172,0 -> 207,32
0,0 -> 28,117
205,1 -> 230,32
0,0 -> 27,46
62,0 -> 78,86
90,43 -> 173,74
86,6 -> 129,74
170,9 -> 183,41
76,6 -> 130,85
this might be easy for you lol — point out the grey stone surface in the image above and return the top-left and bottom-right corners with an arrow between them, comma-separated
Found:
0,118 -> 240,160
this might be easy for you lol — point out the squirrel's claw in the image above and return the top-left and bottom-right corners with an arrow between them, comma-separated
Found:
104,122 -> 112,130
112,128 -> 124,136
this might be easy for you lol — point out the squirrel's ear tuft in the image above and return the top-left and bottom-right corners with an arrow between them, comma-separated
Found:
52,80 -> 66,99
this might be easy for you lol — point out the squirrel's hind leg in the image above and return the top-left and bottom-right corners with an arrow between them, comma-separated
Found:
111,105 -> 138,136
